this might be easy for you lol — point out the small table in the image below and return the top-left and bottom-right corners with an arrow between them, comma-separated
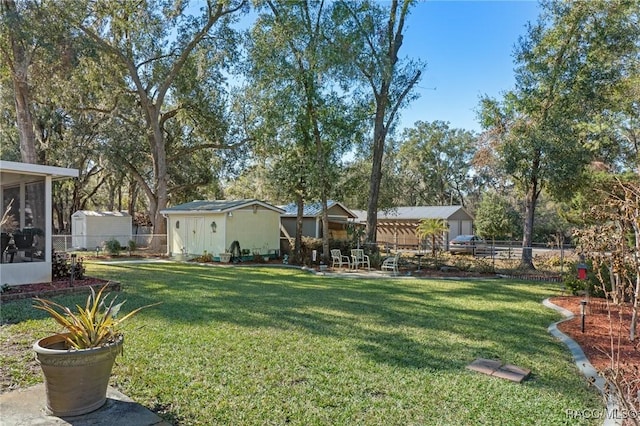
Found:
414,254 -> 424,271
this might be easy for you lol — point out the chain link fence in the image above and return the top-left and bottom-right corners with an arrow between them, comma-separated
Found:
52,234 -> 167,253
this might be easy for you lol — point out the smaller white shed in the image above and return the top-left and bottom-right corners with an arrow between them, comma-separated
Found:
72,211 -> 132,250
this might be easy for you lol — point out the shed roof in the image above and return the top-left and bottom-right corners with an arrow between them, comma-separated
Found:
353,205 -> 473,222
160,199 -> 284,215
280,200 -> 357,219
72,211 -> 131,218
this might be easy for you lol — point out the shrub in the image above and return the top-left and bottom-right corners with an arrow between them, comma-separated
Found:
451,258 -> 472,272
472,258 -> 495,274
104,239 -> 122,256
329,239 -> 352,256
193,251 -> 213,263
127,240 -> 137,252
562,260 -> 608,298
300,237 -> 323,266
534,252 -> 564,269
367,251 -> 383,269
562,274 -> 586,296
51,252 -> 85,280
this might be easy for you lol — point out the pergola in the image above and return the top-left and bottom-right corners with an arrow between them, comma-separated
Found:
370,206 -> 475,250
377,219 -> 423,249
0,161 -> 78,285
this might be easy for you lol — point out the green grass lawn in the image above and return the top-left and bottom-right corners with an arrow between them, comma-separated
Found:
1,262 -> 602,425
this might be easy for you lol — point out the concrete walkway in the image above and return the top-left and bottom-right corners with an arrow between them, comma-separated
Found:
0,384 -> 170,426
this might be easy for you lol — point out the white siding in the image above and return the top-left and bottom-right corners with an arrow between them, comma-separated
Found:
71,211 -> 132,249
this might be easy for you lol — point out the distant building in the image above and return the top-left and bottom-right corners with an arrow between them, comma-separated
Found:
280,200 -> 357,239
352,205 -> 474,250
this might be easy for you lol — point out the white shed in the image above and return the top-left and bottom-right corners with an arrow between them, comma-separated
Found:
160,199 -> 284,260
71,211 -> 132,250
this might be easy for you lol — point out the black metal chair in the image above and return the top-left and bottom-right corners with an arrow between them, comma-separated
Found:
13,233 -> 35,262
1,233 -> 9,263
2,233 -> 18,263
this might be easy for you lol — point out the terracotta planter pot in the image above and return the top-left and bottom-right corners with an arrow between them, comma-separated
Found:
33,334 -> 123,416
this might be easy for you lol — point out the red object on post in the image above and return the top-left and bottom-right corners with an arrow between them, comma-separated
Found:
577,263 -> 587,280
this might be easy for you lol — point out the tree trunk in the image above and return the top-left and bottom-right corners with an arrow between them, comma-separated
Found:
2,0 -> 38,163
107,181 -> 115,211
13,75 -> 38,163
145,105 -> 169,251
520,148 -> 542,269
631,203 -> 640,341
363,0 -> 421,246
294,194 -> 304,265
631,272 -> 639,341
311,111 -> 330,264
321,196 -> 330,264
118,185 -> 122,212
128,179 -> 138,219
431,234 -> 436,257
521,184 -> 538,269
54,206 -> 63,234
366,111 -> 387,245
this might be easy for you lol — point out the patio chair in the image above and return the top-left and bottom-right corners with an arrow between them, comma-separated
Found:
381,252 -> 401,274
350,249 -> 370,270
331,249 -> 350,269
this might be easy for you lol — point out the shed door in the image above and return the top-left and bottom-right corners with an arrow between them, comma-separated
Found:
186,217 -> 205,255
461,221 -> 473,235
448,220 -> 460,238
72,217 -> 85,248
173,218 -> 186,254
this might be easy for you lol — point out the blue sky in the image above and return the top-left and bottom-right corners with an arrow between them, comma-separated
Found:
398,1 -> 541,133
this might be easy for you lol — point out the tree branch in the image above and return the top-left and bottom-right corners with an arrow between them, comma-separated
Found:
168,137 -> 253,162
383,68 -> 421,130
157,0 -> 247,106
159,107 -> 181,128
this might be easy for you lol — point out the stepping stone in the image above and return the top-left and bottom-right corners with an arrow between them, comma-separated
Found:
466,358 -> 531,383
493,364 -> 531,383
466,358 -> 502,375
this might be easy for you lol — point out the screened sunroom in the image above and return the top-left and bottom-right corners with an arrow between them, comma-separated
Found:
0,161 -> 78,285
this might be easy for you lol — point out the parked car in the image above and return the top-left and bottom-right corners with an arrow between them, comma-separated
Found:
449,234 -> 487,255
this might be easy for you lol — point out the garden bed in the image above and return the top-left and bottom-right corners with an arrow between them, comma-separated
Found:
0,278 -> 117,302
549,296 -> 638,373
